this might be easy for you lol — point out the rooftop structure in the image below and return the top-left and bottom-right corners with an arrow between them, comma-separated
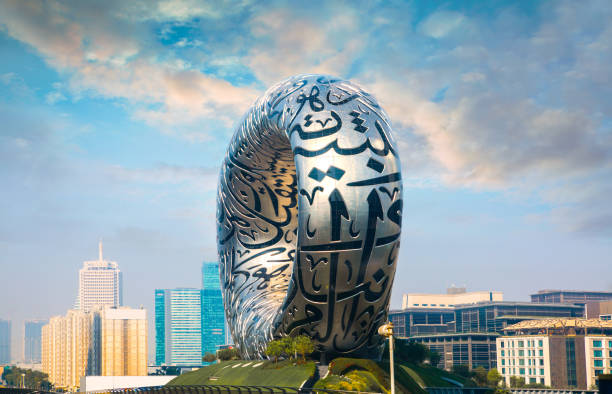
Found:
402,288 -> 503,309
531,289 -> 612,305
77,241 -> 123,312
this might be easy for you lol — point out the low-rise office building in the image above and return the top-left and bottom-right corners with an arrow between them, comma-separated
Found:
497,318 -> 612,389
402,288 -> 503,310
390,300 -> 584,371
410,332 -> 499,370
531,290 -> 612,305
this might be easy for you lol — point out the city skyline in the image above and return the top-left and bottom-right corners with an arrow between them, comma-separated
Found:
1,0 -> 611,363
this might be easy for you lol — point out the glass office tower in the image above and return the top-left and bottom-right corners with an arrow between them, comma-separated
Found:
201,262 -> 226,356
155,288 -> 202,365
24,320 -> 47,363
0,319 -> 10,364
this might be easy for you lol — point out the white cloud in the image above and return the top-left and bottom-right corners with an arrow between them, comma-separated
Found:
418,10 -> 465,39
0,0 -> 259,137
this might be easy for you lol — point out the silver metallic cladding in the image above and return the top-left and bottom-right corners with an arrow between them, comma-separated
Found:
216,74 -> 402,359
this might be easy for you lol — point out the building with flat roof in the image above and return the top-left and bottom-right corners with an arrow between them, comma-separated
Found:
402,288 -> 503,310
201,262 -> 226,357
530,290 -> 612,305
497,318 -> 612,389
390,300 -> 585,371
42,310 -> 91,391
89,307 -> 147,377
454,301 -> 584,334
389,307 -> 455,338
155,288 -> 203,366
77,241 -> 123,312
0,319 -> 10,364
24,320 -> 47,363
410,333 -> 499,370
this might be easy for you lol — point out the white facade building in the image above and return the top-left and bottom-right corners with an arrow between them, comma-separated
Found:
77,241 -> 122,312
79,376 -> 174,392
497,336 -> 551,387
584,336 -> 612,388
402,288 -> 503,309
498,318 -> 612,389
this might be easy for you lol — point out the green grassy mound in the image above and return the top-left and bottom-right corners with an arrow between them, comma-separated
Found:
167,360 -> 315,387
314,369 -> 388,393
315,358 -> 471,394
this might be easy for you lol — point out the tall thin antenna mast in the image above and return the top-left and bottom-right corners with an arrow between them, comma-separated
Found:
99,239 -> 103,261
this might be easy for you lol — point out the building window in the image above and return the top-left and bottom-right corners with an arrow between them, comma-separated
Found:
518,340 -> 524,347
539,359 -> 544,366
501,350 -> 505,356
538,340 -> 543,347
520,368 -> 525,375
502,359 -> 505,365
519,350 -> 524,357
594,360 -> 603,367
595,369 -> 603,376
530,378 -> 536,383
501,341 -> 505,348
502,368 -> 505,374
539,349 -> 543,356
540,369 -> 544,375
594,350 -> 603,358
519,359 -> 525,366
593,340 -> 602,347
566,338 -> 577,387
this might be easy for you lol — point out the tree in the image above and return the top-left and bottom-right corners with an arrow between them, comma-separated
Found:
428,351 -> 441,367
280,336 -> 296,359
217,347 -> 240,361
487,368 -> 503,387
265,339 -> 284,366
294,335 -> 315,363
392,340 -> 430,364
509,376 -> 525,388
451,364 -> 471,378
203,352 -> 217,363
473,366 -> 488,387
1,367 -> 50,390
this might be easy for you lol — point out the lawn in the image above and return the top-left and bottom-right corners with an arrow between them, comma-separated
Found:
167,360 -> 316,387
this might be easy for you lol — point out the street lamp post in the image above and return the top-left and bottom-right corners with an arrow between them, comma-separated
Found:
378,322 -> 395,394
21,373 -> 25,389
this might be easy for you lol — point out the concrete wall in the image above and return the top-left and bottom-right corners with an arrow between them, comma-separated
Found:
79,376 -> 174,392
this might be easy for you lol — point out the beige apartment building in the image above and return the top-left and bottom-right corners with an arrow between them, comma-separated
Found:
42,306 -> 147,390
90,307 -> 147,376
41,310 -> 91,391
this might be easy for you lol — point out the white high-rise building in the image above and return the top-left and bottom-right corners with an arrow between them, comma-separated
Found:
77,241 -> 122,313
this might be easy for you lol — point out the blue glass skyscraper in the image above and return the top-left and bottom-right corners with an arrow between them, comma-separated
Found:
201,262 -> 226,356
24,320 -> 46,363
0,319 -> 10,364
155,288 -> 203,365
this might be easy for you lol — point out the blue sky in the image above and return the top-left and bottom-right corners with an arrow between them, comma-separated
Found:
1,0 -> 611,361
